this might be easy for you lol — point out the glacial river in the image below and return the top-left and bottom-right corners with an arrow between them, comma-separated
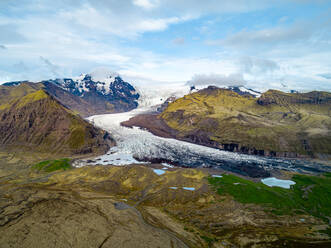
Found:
74,107 -> 331,178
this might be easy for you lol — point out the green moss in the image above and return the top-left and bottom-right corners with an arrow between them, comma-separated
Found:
200,235 -> 217,246
208,173 -> 331,219
160,88 -> 331,157
68,128 -> 86,149
32,158 -> 71,172
319,228 -> 331,237
16,90 -> 48,108
0,102 -> 11,110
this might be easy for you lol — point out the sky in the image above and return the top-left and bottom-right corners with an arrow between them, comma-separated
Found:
0,0 -> 331,92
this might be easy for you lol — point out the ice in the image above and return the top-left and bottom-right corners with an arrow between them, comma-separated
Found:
239,86 -> 261,98
212,175 -> 223,178
182,187 -> 195,191
153,169 -> 166,175
84,108 -> 268,168
136,83 -> 190,107
73,93 -> 326,175
161,163 -> 174,168
261,177 -> 296,189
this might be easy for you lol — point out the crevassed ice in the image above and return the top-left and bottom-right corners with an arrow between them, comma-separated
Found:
83,107 -> 268,168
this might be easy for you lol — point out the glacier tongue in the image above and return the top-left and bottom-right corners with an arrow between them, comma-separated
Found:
74,85 -> 330,177
79,106 -> 271,172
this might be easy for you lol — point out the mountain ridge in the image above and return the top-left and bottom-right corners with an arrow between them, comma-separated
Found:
3,71 -> 140,117
122,86 -> 331,160
0,82 -> 114,157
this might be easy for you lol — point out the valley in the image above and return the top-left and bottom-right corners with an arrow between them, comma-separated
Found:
0,75 -> 330,248
2,1 -> 331,247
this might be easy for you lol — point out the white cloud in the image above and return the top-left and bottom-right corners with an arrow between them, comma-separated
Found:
239,57 -> 279,74
172,37 -> 185,45
39,56 -> 60,77
207,24 -> 313,48
132,0 -> 159,10
188,73 -> 246,87
0,0 -> 330,93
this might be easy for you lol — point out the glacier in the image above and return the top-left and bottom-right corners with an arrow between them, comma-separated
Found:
73,84 -> 331,177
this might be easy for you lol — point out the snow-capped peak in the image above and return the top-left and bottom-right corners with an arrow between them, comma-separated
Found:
44,69 -> 139,104
188,84 -> 261,98
89,68 -> 119,82
71,68 -> 120,95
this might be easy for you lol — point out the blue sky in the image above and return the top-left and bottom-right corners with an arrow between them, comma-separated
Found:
0,0 -> 331,91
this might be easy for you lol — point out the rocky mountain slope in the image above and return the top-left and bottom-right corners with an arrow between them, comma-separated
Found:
3,70 -> 140,117
44,71 -> 139,115
123,86 -> 331,159
0,82 -> 114,156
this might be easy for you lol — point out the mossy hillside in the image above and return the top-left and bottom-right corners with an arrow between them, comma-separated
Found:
16,90 -> 48,108
68,117 -> 87,149
67,115 -> 107,150
208,173 -> 331,219
0,84 -> 112,156
0,83 -> 43,110
32,158 -> 72,172
161,88 -> 331,156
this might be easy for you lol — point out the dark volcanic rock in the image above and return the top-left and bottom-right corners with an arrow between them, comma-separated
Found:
44,74 -> 139,115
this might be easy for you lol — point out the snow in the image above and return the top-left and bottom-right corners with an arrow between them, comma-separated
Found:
76,146 -> 145,166
136,83 -> 190,108
239,86 -> 261,98
90,68 -> 119,82
182,187 -> 195,191
261,177 -> 296,189
153,169 -> 166,175
74,75 -> 90,93
161,163 -> 174,168
212,175 -> 223,178
65,69 -> 122,95
170,187 -> 195,190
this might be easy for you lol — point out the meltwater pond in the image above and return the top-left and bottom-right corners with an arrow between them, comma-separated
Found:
261,177 -> 296,189
75,107 -> 331,178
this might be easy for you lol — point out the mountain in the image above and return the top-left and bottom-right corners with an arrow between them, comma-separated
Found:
3,70 -> 140,117
0,82 -> 114,156
43,71 -> 139,116
190,85 -> 262,98
122,86 -> 331,160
